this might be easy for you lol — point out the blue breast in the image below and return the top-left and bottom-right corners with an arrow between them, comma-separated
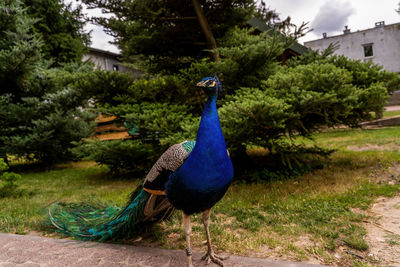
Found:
165,95 -> 234,215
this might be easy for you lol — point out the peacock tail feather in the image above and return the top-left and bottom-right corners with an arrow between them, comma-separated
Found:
49,187 -> 150,241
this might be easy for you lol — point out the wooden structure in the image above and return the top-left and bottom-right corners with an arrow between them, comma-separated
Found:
93,115 -> 134,141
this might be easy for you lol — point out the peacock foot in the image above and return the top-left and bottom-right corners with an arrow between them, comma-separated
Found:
201,250 -> 228,266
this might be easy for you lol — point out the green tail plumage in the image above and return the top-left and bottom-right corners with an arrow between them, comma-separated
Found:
49,186 -> 151,241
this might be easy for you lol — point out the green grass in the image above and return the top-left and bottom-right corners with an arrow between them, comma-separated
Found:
383,110 -> 400,118
297,126 -> 400,151
0,162 -> 139,234
385,233 -> 400,246
1,127 -> 400,266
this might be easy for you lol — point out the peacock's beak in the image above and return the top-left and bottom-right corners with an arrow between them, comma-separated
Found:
196,81 -> 207,87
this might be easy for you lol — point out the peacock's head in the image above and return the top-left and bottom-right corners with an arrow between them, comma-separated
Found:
196,75 -> 222,96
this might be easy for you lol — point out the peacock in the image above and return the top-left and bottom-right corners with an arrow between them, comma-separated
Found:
49,75 -> 234,267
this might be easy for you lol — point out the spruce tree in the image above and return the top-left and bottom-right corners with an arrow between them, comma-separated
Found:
22,0 -> 90,65
0,0 -> 94,164
82,0 -> 256,73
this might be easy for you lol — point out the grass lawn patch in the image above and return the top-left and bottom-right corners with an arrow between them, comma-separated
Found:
297,126 -> 400,151
383,110 -> 400,118
0,162 -> 139,234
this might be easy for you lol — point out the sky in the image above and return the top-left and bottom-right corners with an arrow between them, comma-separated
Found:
267,0 -> 400,44
82,0 -> 400,53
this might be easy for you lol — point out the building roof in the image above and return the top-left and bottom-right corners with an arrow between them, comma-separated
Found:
87,47 -> 121,58
247,17 -> 309,55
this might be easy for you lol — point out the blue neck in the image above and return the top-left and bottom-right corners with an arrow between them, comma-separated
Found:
203,94 -> 217,116
195,93 -> 225,148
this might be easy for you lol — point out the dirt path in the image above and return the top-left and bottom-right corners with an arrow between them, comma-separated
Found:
365,196 -> 400,266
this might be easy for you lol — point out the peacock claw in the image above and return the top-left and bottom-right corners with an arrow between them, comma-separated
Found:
201,250 -> 228,266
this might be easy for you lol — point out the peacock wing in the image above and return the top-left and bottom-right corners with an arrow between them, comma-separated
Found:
143,140 -> 196,195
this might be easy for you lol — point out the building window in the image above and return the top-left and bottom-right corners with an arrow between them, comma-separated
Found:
113,64 -> 119,71
363,43 -> 373,57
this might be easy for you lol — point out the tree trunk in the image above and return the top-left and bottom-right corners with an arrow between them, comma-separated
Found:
191,0 -> 220,62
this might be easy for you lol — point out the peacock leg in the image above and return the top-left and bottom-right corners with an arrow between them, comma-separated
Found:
201,208 -> 228,266
182,211 -> 194,267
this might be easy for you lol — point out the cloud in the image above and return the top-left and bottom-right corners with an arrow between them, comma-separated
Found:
86,24 -> 119,53
267,0 -> 324,18
311,0 -> 355,35
69,0 -> 119,53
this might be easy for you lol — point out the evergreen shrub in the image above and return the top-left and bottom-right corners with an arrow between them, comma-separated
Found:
72,28 -> 396,175
71,140 -> 156,174
0,159 -> 22,198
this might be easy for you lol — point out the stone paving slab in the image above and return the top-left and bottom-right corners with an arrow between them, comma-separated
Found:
385,105 -> 400,111
0,233 -> 330,267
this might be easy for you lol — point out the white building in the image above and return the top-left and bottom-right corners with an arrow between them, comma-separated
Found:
83,47 -> 141,75
304,22 -> 400,73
